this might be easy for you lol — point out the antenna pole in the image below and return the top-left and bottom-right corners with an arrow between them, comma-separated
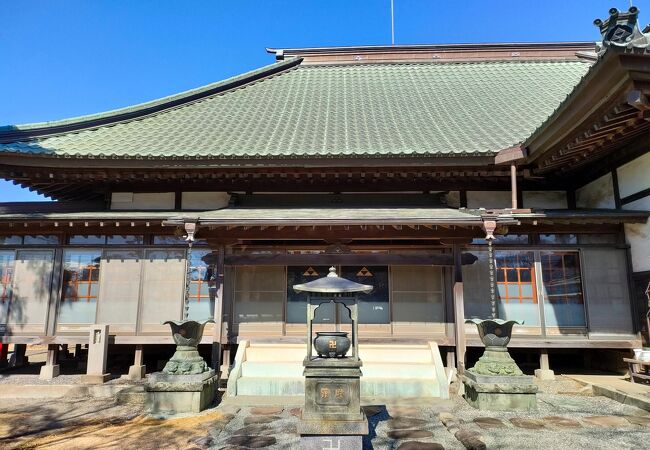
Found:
391,0 -> 395,45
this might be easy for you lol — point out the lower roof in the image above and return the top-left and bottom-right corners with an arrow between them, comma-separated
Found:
0,203 -> 646,226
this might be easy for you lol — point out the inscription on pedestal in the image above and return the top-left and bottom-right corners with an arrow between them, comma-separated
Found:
300,435 -> 362,450
316,383 -> 350,406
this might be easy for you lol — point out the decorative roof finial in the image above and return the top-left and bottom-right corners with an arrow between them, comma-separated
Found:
594,7 -> 649,51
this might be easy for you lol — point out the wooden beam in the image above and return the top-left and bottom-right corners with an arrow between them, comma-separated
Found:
225,252 -> 478,266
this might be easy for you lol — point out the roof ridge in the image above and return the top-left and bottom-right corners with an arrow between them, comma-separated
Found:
0,57 -> 303,142
300,59 -> 593,68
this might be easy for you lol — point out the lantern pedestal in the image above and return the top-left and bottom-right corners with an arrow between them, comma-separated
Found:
299,357 -> 368,436
144,320 -> 217,414
462,318 -> 538,411
145,369 -> 218,414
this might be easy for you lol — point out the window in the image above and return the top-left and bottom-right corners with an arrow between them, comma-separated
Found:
58,250 -> 101,324
0,251 -> 15,306
106,235 -> 143,245
471,235 -> 529,245
69,235 -> 143,245
187,249 -> 216,321
152,235 -> 208,245
340,266 -> 389,324
496,251 -> 537,304
391,266 -> 444,324
0,236 -> 22,246
69,235 -> 106,245
140,249 -> 186,329
7,250 -> 54,331
287,266 -> 331,323
495,251 -> 539,325
234,266 -> 284,324
540,251 -> 585,327
539,234 -> 577,245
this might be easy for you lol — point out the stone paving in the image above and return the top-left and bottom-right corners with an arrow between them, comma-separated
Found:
0,376 -> 649,449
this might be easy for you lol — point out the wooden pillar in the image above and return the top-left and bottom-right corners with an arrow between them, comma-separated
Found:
11,344 -> 27,367
510,163 -> 518,209
128,344 -> 146,380
452,245 -> 466,376
0,343 -> 7,369
211,246 -> 225,377
39,344 -> 60,379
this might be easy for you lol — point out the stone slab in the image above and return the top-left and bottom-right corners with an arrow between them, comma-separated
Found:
299,418 -> 368,436
534,369 -> 555,380
473,417 -> 506,428
127,364 -> 146,380
463,375 -> 537,411
250,406 -> 284,415
227,435 -> 277,448
509,418 -> 545,429
543,416 -> 582,428
397,442 -> 445,450
387,430 -> 433,439
39,364 -> 60,380
80,373 -> 111,384
582,415 -> 631,427
299,435 -> 362,450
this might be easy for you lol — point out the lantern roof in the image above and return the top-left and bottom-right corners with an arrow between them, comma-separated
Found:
293,267 -> 373,294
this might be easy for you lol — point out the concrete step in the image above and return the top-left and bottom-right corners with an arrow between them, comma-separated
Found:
245,343 -> 433,363
241,361 -> 303,377
235,376 -> 441,397
241,360 -> 437,379
362,363 -> 437,379
237,376 -> 304,396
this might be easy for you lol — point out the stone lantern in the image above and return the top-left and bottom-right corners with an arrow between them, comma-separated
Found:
293,267 -> 371,449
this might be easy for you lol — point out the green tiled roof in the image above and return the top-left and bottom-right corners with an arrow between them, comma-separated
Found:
0,58 -> 591,159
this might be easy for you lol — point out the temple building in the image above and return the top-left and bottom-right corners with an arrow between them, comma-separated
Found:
0,8 -> 649,397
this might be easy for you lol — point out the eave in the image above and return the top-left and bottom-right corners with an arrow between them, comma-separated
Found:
524,46 -> 650,179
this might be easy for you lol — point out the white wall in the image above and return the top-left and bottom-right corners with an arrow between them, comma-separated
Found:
182,192 -> 231,210
576,173 -> 615,209
623,192 -> 650,272
617,152 -> 650,199
522,191 -> 567,209
467,191 -> 511,209
110,192 -> 175,210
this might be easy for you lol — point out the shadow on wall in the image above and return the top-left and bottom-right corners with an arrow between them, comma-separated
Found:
1,252 -> 54,335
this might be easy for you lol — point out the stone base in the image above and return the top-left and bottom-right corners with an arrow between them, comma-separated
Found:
127,364 -> 146,380
534,369 -> 555,380
81,373 -> 111,384
463,371 -> 538,411
39,364 -> 60,380
145,370 -> 217,414
300,435 -> 362,450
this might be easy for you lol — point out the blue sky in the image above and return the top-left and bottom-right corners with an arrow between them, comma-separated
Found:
1,0 -> 644,201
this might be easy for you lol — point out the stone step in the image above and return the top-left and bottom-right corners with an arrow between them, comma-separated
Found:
235,376 -> 442,397
245,343 -> 433,363
240,360 -> 438,379
236,376 -> 304,396
241,361 -> 303,377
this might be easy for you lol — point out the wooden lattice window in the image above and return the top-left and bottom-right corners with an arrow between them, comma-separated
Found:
62,251 -> 100,303
495,251 -> 537,304
189,250 -> 213,304
541,251 -> 584,304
